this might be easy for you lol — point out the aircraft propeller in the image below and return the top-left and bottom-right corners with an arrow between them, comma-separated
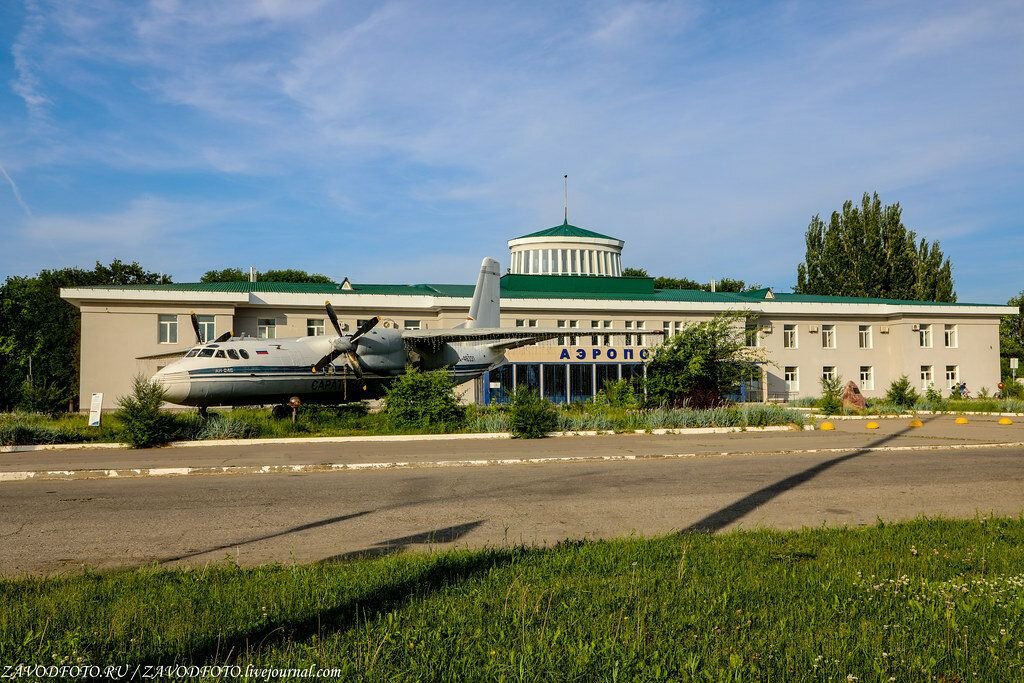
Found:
190,312 -> 204,344
313,303 -> 379,379
191,312 -> 231,344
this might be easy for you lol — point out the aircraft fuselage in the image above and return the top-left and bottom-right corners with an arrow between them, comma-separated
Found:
151,328 -> 505,407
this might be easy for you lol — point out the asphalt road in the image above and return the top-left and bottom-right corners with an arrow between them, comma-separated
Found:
2,440 -> 1023,575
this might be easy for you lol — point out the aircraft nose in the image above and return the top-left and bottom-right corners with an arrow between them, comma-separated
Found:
151,370 -> 192,405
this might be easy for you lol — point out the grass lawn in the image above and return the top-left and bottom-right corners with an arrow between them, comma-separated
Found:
2,518 -> 1023,680
0,404 -> 808,447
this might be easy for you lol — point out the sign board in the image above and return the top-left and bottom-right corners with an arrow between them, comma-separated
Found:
88,393 -> 103,427
489,382 -> 502,389
1011,358 -> 1019,370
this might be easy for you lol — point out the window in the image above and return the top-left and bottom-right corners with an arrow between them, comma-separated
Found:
307,319 -> 325,336
784,366 -> 799,393
821,324 -> 836,349
404,320 -> 421,330
822,366 -> 836,381
858,325 -> 872,349
624,321 -> 645,346
945,365 -> 959,390
944,324 -> 958,348
215,350 -> 226,358
158,314 -> 178,344
238,349 -> 250,360
662,321 -> 683,337
783,324 -> 797,349
918,324 -> 932,348
196,315 -> 215,343
515,319 -> 538,328
257,318 -> 277,339
227,349 -> 239,360
745,323 -> 759,348
185,349 -> 199,358
920,365 -> 934,390
860,366 -> 874,390
591,320 -> 612,346
557,320 -> 580,345
198,348 -> 214,358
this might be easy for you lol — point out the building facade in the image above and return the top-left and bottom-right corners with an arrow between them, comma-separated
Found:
62,222 -> 1013,410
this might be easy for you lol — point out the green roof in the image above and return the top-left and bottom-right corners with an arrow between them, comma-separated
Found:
74,278 -> 1001,307
514,220 -> 619,241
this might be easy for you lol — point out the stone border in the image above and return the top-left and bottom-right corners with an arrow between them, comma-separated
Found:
0,424 -> 812,454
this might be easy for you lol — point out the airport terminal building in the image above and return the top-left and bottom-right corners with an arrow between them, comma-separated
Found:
62,222 -> 1014,410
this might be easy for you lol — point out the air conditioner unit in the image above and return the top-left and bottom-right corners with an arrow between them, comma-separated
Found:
911,325 -> 920,332
880,325 -> 890,334
808,325 -> 819,333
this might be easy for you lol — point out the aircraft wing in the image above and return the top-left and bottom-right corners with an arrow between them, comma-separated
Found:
401,328 -> 664,352
136,349 -> 190,360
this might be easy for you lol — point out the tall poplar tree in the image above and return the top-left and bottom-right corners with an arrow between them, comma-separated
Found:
795,192 -> 956,302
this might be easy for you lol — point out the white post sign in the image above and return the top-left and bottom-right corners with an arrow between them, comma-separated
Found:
88,392 -> 103,427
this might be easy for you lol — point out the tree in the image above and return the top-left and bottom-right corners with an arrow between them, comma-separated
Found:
0,260 -> 169,412
796,192 -> 956,302
199,268 -> 333,283
1001,291 -> 1024,378
200,268 -> 248,283
622,267 -> 648,278
645,312 -> 764,408
261,269 -> 333,283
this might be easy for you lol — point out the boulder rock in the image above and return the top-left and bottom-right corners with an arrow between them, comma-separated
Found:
841,380 -> 866,410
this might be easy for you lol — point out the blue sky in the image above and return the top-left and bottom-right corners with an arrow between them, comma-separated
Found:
1,0 -> 1021,302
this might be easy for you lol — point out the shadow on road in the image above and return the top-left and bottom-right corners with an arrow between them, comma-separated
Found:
680,417 -> 934,534
321,519 -> 485,562
160,510 -> 373,565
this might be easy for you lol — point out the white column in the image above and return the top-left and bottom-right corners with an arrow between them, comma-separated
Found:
556,249 -> 562,274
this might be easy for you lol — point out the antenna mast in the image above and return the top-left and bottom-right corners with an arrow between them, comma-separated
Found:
563,174 -> 568,223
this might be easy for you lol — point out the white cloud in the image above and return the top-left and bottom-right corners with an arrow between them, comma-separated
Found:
10,0 -> 50,119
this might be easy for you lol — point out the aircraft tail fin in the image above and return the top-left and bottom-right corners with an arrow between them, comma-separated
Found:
465,257 -> 501,329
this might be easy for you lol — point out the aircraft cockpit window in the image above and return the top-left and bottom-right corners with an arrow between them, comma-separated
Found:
238,349 -> 250,359
227,349 -> 239,360
185,349 -> 199,358
198,348 -> 215,358
215,350 -> 226,358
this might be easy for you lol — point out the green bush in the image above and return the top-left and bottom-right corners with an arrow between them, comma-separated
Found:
884,375 -> 919,409
383,367 -> 466,431
508,386 -> 558,438
817,375 -> 843,415
594,379 -> 640,409
115,375 -> 179,448
17,379 -> 70,416
1001,378 -> 1024,399
921,384 -> 947,410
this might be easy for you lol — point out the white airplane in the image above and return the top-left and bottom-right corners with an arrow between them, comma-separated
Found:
151,258 -> 659,408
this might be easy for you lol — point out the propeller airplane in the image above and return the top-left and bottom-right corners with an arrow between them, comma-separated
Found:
150,257 -> 661,408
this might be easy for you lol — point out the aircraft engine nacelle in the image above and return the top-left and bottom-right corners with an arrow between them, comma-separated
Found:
354,328 -> 406,375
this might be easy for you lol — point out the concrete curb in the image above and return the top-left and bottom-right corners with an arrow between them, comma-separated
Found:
810,412 -> 1024,421
4,439 -> 1023,484
0,424 -> 812,454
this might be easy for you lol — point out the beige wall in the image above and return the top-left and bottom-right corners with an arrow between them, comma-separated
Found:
78,305 -> 234,411
71,298 -> 1009,409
